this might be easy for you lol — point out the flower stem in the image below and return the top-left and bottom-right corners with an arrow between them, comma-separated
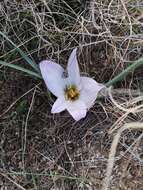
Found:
105,57 -> 143,87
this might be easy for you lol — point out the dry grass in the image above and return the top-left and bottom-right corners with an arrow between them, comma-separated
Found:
0,0 -> 143,189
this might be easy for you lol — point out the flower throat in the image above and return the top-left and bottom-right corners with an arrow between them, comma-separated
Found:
65,85 -> 80,101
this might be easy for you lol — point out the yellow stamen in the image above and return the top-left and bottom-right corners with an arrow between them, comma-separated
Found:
65,85 -> 80,101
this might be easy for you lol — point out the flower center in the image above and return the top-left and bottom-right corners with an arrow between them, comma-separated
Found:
65,85 -> 80,101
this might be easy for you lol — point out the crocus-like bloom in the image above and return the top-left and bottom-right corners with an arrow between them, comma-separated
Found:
40,48 -> 105,121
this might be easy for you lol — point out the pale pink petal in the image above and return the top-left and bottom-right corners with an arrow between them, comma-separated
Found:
40,60 -> 65,97
67,48 -> 81,88
67,100 -> 87,121
51,97 -> 67,113
80,77 -> 105,109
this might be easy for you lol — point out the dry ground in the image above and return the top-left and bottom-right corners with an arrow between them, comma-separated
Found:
0,0 -> 143,189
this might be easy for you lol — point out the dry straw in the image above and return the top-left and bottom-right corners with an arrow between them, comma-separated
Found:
102,122 -> 143,190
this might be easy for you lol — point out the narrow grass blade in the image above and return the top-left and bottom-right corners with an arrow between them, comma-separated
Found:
2,171 -> 89,183
0,61 -> 42,79
0,31 -> 40,73
105,57 -> 143,87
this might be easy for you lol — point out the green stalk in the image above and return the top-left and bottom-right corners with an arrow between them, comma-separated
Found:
105,57 -> 143,87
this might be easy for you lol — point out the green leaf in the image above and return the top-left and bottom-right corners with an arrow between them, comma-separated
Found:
0,61 -> 42,79
0,31 -> 40,73
105,57 -> 143,87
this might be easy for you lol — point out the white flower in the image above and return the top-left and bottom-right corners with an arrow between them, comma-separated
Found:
39,48 -> 105,121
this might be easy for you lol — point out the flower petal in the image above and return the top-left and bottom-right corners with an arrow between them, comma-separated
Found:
40,60 -> 65,97
67,48 -> 81,88
51,97 -> 67,113
80,77 -> 105,109
67,100 -> 87,121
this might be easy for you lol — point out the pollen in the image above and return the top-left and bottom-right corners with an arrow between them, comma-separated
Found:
65,85 -> 80,101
